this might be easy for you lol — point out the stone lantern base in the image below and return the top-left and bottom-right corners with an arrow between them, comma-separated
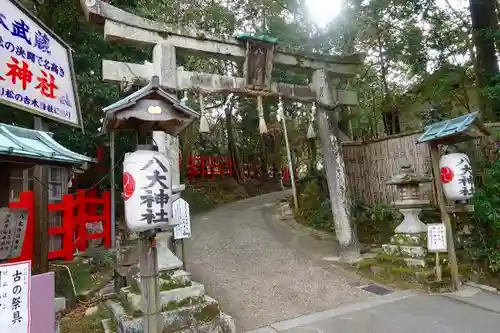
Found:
382,232 -> 427,267
381,202 -> 429,267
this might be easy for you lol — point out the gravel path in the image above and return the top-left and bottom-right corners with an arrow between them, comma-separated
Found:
185,191 -> 376,331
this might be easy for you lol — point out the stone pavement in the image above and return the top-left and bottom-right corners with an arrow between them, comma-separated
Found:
184,191 -> 378,331
249,286 -> 500,333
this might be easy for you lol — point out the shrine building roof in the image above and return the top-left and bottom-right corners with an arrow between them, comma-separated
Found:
416,111 -> 490,145
234,32 -> 279,45
0,123 -> 93,166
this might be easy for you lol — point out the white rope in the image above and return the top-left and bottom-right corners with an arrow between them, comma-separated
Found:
257,95 -> 268,134
307,102 -> 316,139
198,93 -> 210,133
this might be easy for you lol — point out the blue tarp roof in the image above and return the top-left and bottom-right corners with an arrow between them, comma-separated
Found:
0,123 -> 93,165
416,112 -> 487,144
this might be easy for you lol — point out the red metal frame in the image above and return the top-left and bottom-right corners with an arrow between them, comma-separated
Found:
8,189 -> 111,263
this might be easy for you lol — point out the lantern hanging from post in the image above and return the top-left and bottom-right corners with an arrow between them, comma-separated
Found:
307,102 -> 317,139
257,95 -> 268,134
439,152 -> 475,202
198,93 -> 210,133
123,145 -> 173,232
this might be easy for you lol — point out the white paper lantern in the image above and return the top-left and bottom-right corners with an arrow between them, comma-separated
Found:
123,148 -> 173,232
439,152 -> 475,202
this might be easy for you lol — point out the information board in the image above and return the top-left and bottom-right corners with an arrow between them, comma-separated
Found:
173,198 -> 191,240
427,223 -> 447,252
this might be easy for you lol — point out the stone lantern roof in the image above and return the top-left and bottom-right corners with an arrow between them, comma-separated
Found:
386,165 -> 432,186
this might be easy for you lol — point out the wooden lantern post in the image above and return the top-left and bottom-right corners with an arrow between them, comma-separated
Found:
416,111 -> 490,291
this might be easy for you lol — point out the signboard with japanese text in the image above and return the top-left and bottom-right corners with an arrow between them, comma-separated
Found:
123,149 -> 173,232
0,0 -> 82,128
427,223 -> 447,252
0,261 -> 31,333
173,198 -> 191,240
0,208 -> 27,260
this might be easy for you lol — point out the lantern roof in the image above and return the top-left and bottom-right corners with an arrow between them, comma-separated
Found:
100,76 -> 200,135
416,111 -> 490,145
0,123 -> 93,167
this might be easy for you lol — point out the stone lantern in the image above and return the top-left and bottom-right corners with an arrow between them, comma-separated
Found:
386,164 -> 432,234
383,164 -> 432,267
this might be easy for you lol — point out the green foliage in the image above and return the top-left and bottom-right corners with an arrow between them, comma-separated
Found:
294,177 -> 333,231
469,159 -> 500,271
352,201 -> 401,244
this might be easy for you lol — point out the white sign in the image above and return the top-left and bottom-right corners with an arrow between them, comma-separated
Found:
123,149 -> 173,232
0,208 -> 27,260
0,1 -> 81,127
173,198 -> 191,240
0,261 -> 31,333
427,223 -> 447,252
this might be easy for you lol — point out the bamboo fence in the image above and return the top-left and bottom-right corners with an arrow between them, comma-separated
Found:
342,131 -> 433,206
342,124 -> 500,206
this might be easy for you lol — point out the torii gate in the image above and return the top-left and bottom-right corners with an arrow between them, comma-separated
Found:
81,0 -> 363,260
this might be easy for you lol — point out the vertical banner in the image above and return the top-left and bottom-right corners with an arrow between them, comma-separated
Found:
0,260 -> 31,333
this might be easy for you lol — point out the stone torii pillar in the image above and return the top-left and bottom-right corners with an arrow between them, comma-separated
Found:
80,0 -> 364,260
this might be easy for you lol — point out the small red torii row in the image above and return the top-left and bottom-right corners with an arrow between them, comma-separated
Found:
8,189 -> 111,263
178,155 -> 296,183
97,148 -> 295,183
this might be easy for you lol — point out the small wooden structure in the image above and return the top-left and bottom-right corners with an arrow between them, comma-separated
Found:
235,33 -> 278,90
416,111 -> 490,290
0,123 -> 92,272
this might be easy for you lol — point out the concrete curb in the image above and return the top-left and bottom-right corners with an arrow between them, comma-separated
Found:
245,292 -> 415,333
464,281 -> 500,295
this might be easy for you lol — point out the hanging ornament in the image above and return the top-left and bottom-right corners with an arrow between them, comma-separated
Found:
257,95 -> 268,134
181,90 -> 188,105
277,96 -> 284,122
307,102 -> 317,139
198,93 -> 210,133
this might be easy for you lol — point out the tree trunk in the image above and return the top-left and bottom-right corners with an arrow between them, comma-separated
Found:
469,0 -> 500,120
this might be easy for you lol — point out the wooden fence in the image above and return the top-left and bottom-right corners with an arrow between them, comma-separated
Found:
342,126 -> 500,206
343,132 -> 433,206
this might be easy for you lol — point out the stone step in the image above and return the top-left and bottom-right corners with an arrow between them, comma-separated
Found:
160,281 -> 205,304
106,295 -> 229,333
123,280 -> 205,308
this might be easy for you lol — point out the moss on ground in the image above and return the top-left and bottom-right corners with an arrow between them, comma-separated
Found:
163,296 -> 205,311
160,278 -> 192,291
53,251 -> 114,305
194,302 -> 220,323
59,306 -> 113,333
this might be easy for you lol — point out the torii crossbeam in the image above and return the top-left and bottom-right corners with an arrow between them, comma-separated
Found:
81,0 -> 363,261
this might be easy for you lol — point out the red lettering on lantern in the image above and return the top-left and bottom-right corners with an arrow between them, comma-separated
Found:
440,167 -> 454,184
123,172 -> 135,200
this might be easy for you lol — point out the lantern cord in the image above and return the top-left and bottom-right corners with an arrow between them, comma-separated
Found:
50,263 -> 99,305
31,152 -> 127,194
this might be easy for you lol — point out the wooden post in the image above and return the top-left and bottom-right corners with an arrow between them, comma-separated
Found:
312,69 -> 359,262
138,230 -> 161,333
429,142 -> 460,290
33,117 -> 49,274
